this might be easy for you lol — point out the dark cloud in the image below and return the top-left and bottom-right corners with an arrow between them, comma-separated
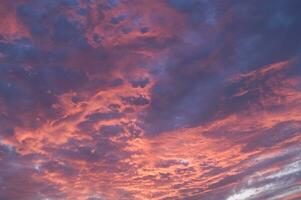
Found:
50,136 -> 131,166
166,0 -> 217,25
86,111 -> 124,122
143,0 -> 301,135
0,38 -> 42,63
110,15 -> 126,25
0,150 -> 65,200
167,0 -> 206,12
87,198 -> 105,200
232,1 -> 301,71
121,95 -> 150,106
0,62 -> 88,133
130,78 -> 149,88
51,15 -> 88,48
76,110 -> 125,132
99,125 -> 124,137
144,67 -> 223,135
119,35 -> 178,51
41,160 -> 78,177
242,121 -> 301,152
17,3 -> 49,36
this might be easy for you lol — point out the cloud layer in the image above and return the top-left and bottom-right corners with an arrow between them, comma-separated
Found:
0,0 -> 301,199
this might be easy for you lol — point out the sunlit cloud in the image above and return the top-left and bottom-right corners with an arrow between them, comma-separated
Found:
0,0 -> 300,199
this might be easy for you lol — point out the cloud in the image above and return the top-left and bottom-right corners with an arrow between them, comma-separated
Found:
99,125 -> 124,137
225,149 -> 301,200
121,95 -> 150,106
0,0 -> 301,199
129,78 -> 150,88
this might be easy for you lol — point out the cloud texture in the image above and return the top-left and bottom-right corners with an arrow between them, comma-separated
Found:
0,0 -> 301,199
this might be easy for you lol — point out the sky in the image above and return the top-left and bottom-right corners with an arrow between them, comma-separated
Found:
0,0 -> 301,199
